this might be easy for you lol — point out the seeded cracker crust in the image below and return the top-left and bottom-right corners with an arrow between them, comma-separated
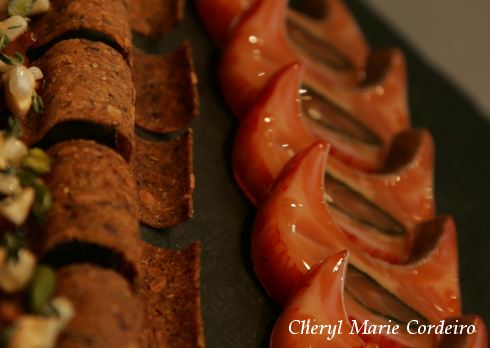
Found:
139,243 -> 204,348
131,132 -> 194,228
129,0 -> 184,37
30,0 -> 131,59
0,0 -> 203,346
55,264 -> 143,348
41,140 -> 141,279
132,44 -> 198,133
24,39 -> 135,161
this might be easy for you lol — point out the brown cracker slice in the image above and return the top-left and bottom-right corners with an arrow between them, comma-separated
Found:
25,39 -> 135,161
55,264 -> 143,348
133,44 -> 198,134
130,0 -> 184,38
30,0 -> 131,59
131,132 -> 194,228
139,242 -> 204,348
40,140 -> 141,279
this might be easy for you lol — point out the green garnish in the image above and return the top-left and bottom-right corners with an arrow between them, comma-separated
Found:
17,169 -> 52,223
5,116 -> 22,138
0,51 -> 24,66
27,265 -> 56,314
0,33 -> 9,51
7,0 -> 34,17
21,148 -> 51,175
31,182 -> 51,223
31,91 -> 44,114
1,233 -> 24,263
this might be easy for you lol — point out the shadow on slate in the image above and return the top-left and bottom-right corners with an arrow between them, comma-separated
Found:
134,0 -> 490,346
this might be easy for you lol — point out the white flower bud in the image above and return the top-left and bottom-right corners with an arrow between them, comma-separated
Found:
8,316 -> 61,348
28,66 -> 43,81
0,187 -> 35,225
0,247 -> 36,293
50,297 -> 75,327
3,65 -> 37,117
0,174 -> 20,195
0,135 -> 28,166
0,16 -> 28,42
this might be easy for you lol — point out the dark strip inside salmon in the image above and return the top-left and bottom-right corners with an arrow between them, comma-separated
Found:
289,0 -> 329,20
345,266 -> 428,325
325,174 -> 406,236
301,86 -> 382,145
287,19 -> 353,71
359,49 -> 393,87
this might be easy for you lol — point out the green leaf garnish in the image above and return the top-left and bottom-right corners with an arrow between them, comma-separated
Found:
0,51 -> 24,66
27,265 -> 56,314
17,169 -> 52,223
5,116 -> 22,138
0,33 -> 9,51
31,92 -> 44,114
1,233 -> 25,263
21,148 -> 51,175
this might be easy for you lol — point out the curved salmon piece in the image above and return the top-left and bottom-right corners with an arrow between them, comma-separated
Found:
270,251 -> 371,348
304,48 -> 410,153
286,0 -> 369,89
270,251 -> 438,347
196,0 -> 254,45
233,62 -> 315,204
219,0 -> 409,168
197,0 -> 369,65
235,62 -> 433,261
287,0 -> 369,70
233,59 -> 426,209
326,129 -> 435,262
251,142 -> 461,321
219,0 -> 298,117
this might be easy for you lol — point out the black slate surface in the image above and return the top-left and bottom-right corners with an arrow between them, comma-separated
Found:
136,1 -> 490,346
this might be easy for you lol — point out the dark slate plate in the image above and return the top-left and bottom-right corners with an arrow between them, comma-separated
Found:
135,1 -> 490,346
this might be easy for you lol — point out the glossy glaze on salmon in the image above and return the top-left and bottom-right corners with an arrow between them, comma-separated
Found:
197,0 -> 488,346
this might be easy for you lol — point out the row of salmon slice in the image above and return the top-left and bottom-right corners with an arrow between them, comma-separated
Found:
196,0 -> 488,347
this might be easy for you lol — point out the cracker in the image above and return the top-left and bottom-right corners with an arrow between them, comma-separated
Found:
55,264 -> 143,348
24,39 -> 135,161
131,133 -> 194,228
133,44 -> 198,133
139,242 -> 204,348
40,140 -> 141,279
30,0 -> 131,59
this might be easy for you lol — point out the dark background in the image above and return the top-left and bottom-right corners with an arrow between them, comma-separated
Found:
136,1 -> 490,346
